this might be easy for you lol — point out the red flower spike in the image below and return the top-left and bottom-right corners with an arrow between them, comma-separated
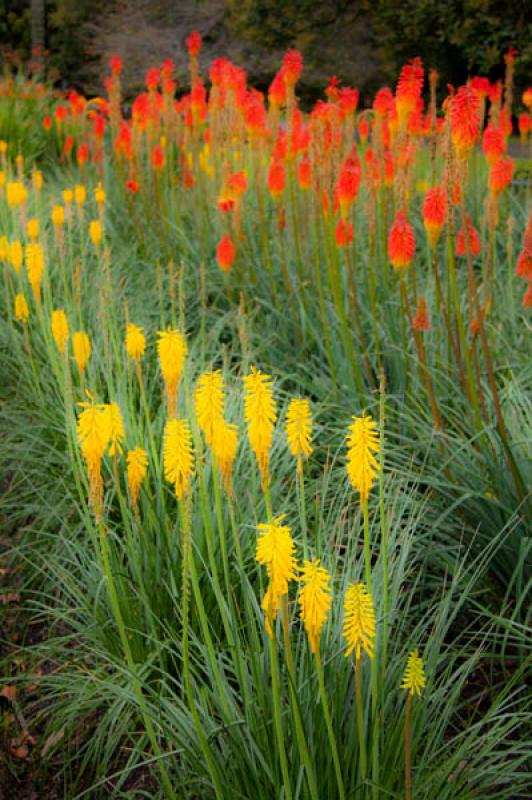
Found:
388,210 -> 415,269
283,50 -> 303,85
456,215 -> 481,257
488,156 -> 514,194
186,31 -> 202,57
151,144 -> 165,171
423,186 -> 447,247
450,85 -> 481,157
268,160 -> 285,199
297,154 -> 312,190
216,234 -> 235,272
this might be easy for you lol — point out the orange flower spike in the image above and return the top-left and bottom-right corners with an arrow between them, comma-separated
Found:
412,296 -> 431,331
358,118 -> 369,145
282,50 -> 303,85
186,31 -> 202,58
297,154 -> 313,190
456,214 -> 481,257
449,84 -> 481,157
518,112 -> 531,140
422,186 -> 447,248
151,143 -> 165,171
482,124 -> 506,164
216,234 -> 235,273
336,155 -> 361,219
395,57 -> 424,128
267,159 -> 285,200
489,155 -> 515,194
515,211 -> 532,280
388,210 -> 415,269
109,55 -> 123,75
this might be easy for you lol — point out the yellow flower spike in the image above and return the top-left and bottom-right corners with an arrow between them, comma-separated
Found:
103,403 -> 125,456
157,328 -> 188,415
127,447 -> 148,511
76,396 -> 112,518
286,398 -> 313,472
346,414 -> 380,503
163,418 -> 194,501
343,582 -> 376,660
14,293 -> 29,323
9,240 -> 23,274
0,170 -> 5,188
51,205 -> 65,228
75,184 -> 86,207
0,140 -> 7,153
51,309 -> 69,353
6,181 -> 27,208
25,243 -> 45,303
243,366 -> 277,487
125,322 -> 146,361
299,559 -> 332,654
89,219 -> 102,248
256,516 -> 297,638
194,370 -> 225,445
32,169 -> 43,192
63,188 -> 73,206
401,649 -> 425,697
0,236 -> 8,260
73,331 -> 91,376
211,421 -> 239,492
94,182 -> 106,208
27,218 -> 39,241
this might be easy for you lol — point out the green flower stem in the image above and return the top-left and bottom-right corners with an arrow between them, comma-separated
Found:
315,650 -> 345,800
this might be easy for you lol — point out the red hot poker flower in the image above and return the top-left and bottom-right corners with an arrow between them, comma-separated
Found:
388,210 -> 415,269
297,154 -> 312,190
482,124 -> 506,164
145,67 -> 160,91
456,214 -> 481,257
423,186 -> 447,248
216,234 -> 235,273
450,84 -> 481,157
110,55 -> 123,75
228,171 -> 248,198
515,211 -> 532,280
489,155 -> 514,194
268,159 -> 286,199
283,50 -> 303,84
336,155 -> 361,218
396,57 -> 424,126
186,31 -> 202,57
151,144 -> 165,172
518,113 -> 531,138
